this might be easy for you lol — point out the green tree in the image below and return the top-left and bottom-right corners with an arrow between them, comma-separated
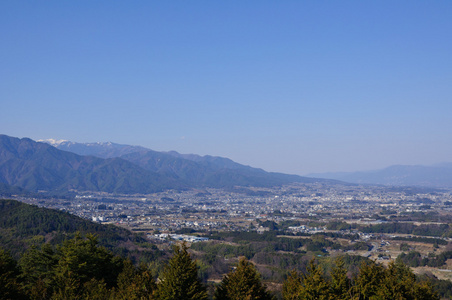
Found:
353,261 -> 385,299
115,260 -> 156,299
300,259 -> 330,300
82,278 -> 112,300
156,243 -> 207,300
330,257 -> 350,300
282,270 -> 303,300
376,260 -> 438,300
0,248 -> 26,300
52,233 -> 123,298
282,259 -> 329,300
19,243 -> 57,299
214,257 -> 274,300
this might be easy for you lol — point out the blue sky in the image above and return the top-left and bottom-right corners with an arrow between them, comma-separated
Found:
1,1 -> 452,174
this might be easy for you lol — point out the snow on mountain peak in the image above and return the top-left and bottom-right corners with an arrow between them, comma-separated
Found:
38,139 -> 69,146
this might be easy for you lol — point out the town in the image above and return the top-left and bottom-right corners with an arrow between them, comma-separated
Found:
10,182 -> 452,286
15,182 -> 452,241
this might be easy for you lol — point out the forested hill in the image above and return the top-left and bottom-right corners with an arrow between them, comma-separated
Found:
0,199 -> 161,261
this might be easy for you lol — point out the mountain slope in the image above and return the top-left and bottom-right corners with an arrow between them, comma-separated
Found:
41,137 -> 322,188
0,135 -> 183,194
0,182 -> 32,197
309,164 -> 452,188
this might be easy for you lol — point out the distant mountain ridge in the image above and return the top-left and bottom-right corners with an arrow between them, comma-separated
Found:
39,139 -> 266,171
0,135 -> 184,194
38,139 -> 149,159
39,137 -> 318,188
1,134 -> 323,195
309,164 -> 452,188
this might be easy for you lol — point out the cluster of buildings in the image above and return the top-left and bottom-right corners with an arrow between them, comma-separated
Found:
14,182 -> 452,236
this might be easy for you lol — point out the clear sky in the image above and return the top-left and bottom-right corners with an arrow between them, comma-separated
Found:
1,1 -> 452,175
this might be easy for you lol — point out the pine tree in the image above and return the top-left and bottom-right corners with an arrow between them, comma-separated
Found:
19,243 -> 57,299
353,261 -> 385,299
52,233 -> 124,298
299,259 -> 330,300
115,260 -> 156,300
282,270 -> 303,300
214,257 -> 274,300
156,243 -> 207,300
0,248 -> 26,300
330,257 -> 351,300
82,278 -> 112,300
376,260 -> 439,300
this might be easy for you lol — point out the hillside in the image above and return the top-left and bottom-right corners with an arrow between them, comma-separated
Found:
0,182 -> 33,197
0,199 -> 161,261
121,150 -> 316,188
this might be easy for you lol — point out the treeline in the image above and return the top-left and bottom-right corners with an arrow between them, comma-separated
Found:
393,236 -> 448,245
205,230 -> 365,253
326,220 -> 452,238
397,250 -> 452,268
0,235 -> 440,300
361,223 -> 451,237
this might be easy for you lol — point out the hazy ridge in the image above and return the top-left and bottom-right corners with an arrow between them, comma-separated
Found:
0,134 -> 320,195
309,164 -> 452,188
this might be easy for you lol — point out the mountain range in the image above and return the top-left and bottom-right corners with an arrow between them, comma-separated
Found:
0,134 -> 322,195
309,163 -> 452,189
41,139 -> 312,188
3,134 -> 451,195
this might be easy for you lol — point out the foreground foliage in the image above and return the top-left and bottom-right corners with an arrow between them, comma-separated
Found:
156,243 -> 207,300
1,233 -> 442,300
283,258 -> 439,300
214,257 -> 274,300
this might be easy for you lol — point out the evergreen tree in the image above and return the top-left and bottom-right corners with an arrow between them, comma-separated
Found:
376,260 -> 439,300
0,248 -> 26,300
52,233 -> 123,298
330,257 -> 351,300
115,260 -> 157,299
353,261 -> 385,299
282,270 -> 303,300
19,243 -> 57,299
82,278 -> 112,300
282,259 -> 329,300
299,259 -> 330,300
156,243 -> 207,300
214,257 -> 274,300
352,259 -> 438,300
